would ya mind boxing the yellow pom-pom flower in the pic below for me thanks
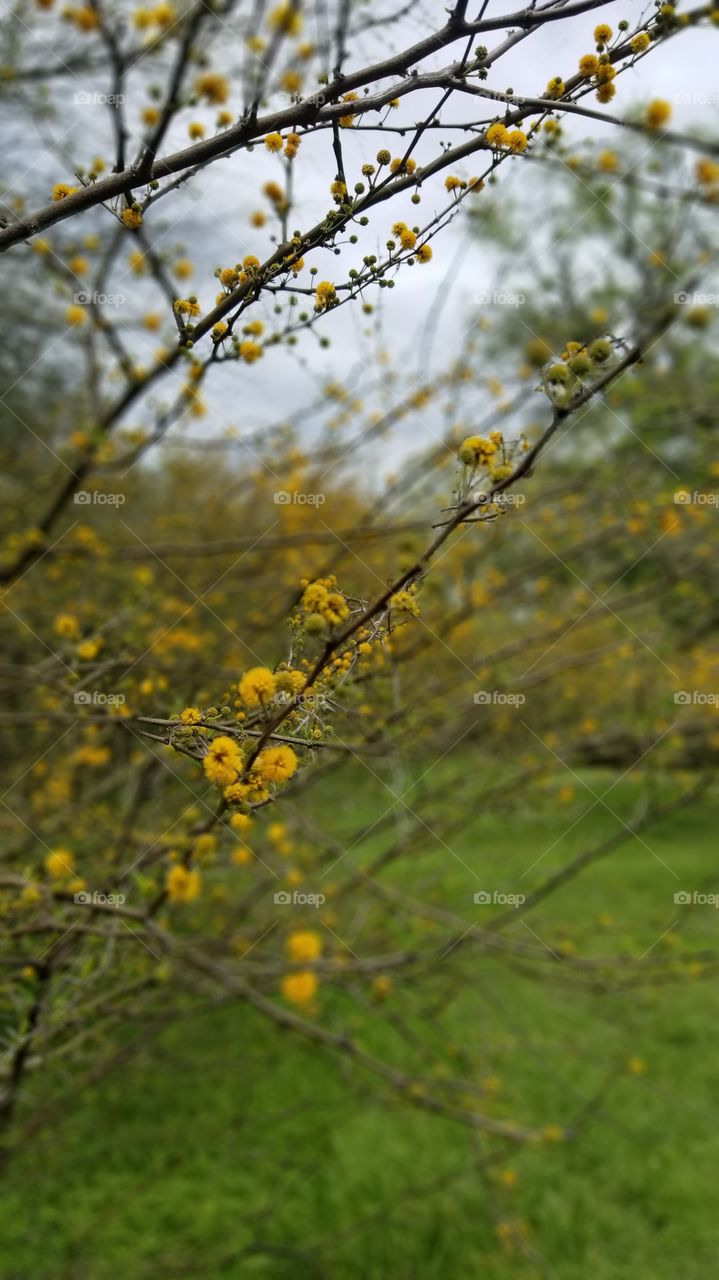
[630,32,651,53]
[578,54,600,76]
[45,849,75,879]
[282,970,318,1004]
[203,735,243,787]
[166,864,202,904]
[645,98,671,129]
[286,929,322,962]
[253,745,298,783]
[239,666,276,707]
[486,122,509,148]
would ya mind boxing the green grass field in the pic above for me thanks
[2,773,718,1279]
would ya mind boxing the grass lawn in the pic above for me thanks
[2,772,718,1279]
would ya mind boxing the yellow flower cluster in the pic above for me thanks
[174,297,201,317]
[45,848,75,879]
[195,72,229,105]
[594,61,617,104]
[133,3,176,30]
[282,970,318,1004]
[73,745,110,768]
[166,863,201,903]
[203,735,243,787]
[262,180,287,212]
[239,666,276,707]
[314,281,336,311]
[121,207,143,229]
[55,613,80,638]
[630,32,651,53]
[51,182,78,202]
[485,123,528,153]
[282,69,303,93]
[240,340,263,363]
[597,150,618,173]
[540,337,614,403]
[252,744,298,783]
[179,706,202,724]
[269,2,302,36]
[216,257,256,293]
[389,155,417,174]
[696,158,719,191]
[338,92,359,128]
[392,221,417,250]
[287,929,322,961]
[578,54,600,77]
[218,741,299,810]
[275,668,307,697]
[63,5,99,31]
[645,98,671,129]
[457,430,503,467]
[301,577,349,625]
[389,587,420,618]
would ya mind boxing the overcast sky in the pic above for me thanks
[4,0,718,475]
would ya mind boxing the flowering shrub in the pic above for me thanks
[0,2,718,1266]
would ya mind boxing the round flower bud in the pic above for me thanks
[589,338,612,363]
[567,352,593,375]
[304,612,327,635]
